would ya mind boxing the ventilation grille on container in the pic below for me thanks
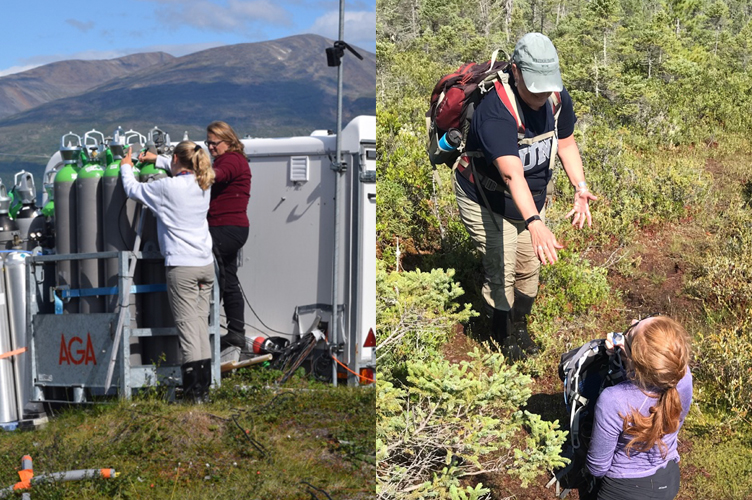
[289,156,309,182]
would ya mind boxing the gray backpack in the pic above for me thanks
[547,338,626,498]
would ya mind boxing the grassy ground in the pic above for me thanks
[435,140,752,499]
[0,369,375,499]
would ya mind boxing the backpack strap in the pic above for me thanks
[494,77,563,147]
[548,91,562,161]
[550,91,562,123]
[454,156,502,232]
[470,160,502,232]
[487,49,500,73]
[456,155,501,191]
[493,75,525,140]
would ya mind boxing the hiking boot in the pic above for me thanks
[492,308,527,362]
[512,321,540,355]
[512,292,540,356]
[501,336,525,361]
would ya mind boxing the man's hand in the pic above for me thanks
[528,219,564,265]
[566,189,598,229]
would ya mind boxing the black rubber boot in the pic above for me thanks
[220,329,247,351]
[196,359,212,404]
[491,308,525,361]
[511,291,540,356]
[180,360,202,402]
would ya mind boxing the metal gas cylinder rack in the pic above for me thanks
[25,250,220,402]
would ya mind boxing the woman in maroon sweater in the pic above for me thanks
[205,121,251,351]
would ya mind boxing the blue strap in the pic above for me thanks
[53,284,168,314]
[58,284,167,299]
[54,291,64,315]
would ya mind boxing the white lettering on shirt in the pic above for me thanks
[519,137,553,171]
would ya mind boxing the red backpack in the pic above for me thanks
[426,50,561,168]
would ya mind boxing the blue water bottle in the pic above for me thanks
[438,128,462,152]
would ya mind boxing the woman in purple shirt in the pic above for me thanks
[586,315,693,500]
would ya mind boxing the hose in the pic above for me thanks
[0,455,117,498]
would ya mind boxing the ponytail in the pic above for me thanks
[172,141,215,191]
[621,373,684,457]
[619,316,690,457]
[192,149,214,191]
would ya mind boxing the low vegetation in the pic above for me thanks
[0,369,375,499]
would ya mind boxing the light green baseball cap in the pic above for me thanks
[512,32,563,93]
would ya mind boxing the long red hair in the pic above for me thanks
[620,316,691,457]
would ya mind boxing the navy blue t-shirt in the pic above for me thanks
[456,81,576,221]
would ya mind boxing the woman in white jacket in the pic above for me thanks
[120,142,215,402]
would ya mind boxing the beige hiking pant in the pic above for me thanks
[166,264,215,363]
[453,174,544,311]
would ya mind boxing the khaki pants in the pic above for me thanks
[166,264,215,363]
[453,174,543,311]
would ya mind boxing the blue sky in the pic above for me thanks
[0,0,375,77]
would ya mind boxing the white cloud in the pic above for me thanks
[133,0,373,45]
[154,0,292,33]
[228,0,291,24]
[308,10,375,48]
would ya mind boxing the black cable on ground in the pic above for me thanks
[300,481,333,500]
[230,411,267,459]
[260,391,296,409]
[227,391,297,460]
[230,409,269,458]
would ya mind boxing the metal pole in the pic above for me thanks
[331,0,346,387]
[5,255,24,420]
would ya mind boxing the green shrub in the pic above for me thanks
[536,249,612,322]
[549,128,711,248]
[376,263,477,375]
[513,411,570,488]
[684,206,752,312]
[693,313,752,418]
[376,349,568,499]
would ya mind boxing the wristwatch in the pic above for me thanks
[577,181,588,191]
[524,214,541,229]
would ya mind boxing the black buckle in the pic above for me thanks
[482,177,498,191]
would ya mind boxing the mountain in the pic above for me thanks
[0,35,375,190]
[0,52,176,119]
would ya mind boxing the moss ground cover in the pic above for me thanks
[0,369,375,499]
